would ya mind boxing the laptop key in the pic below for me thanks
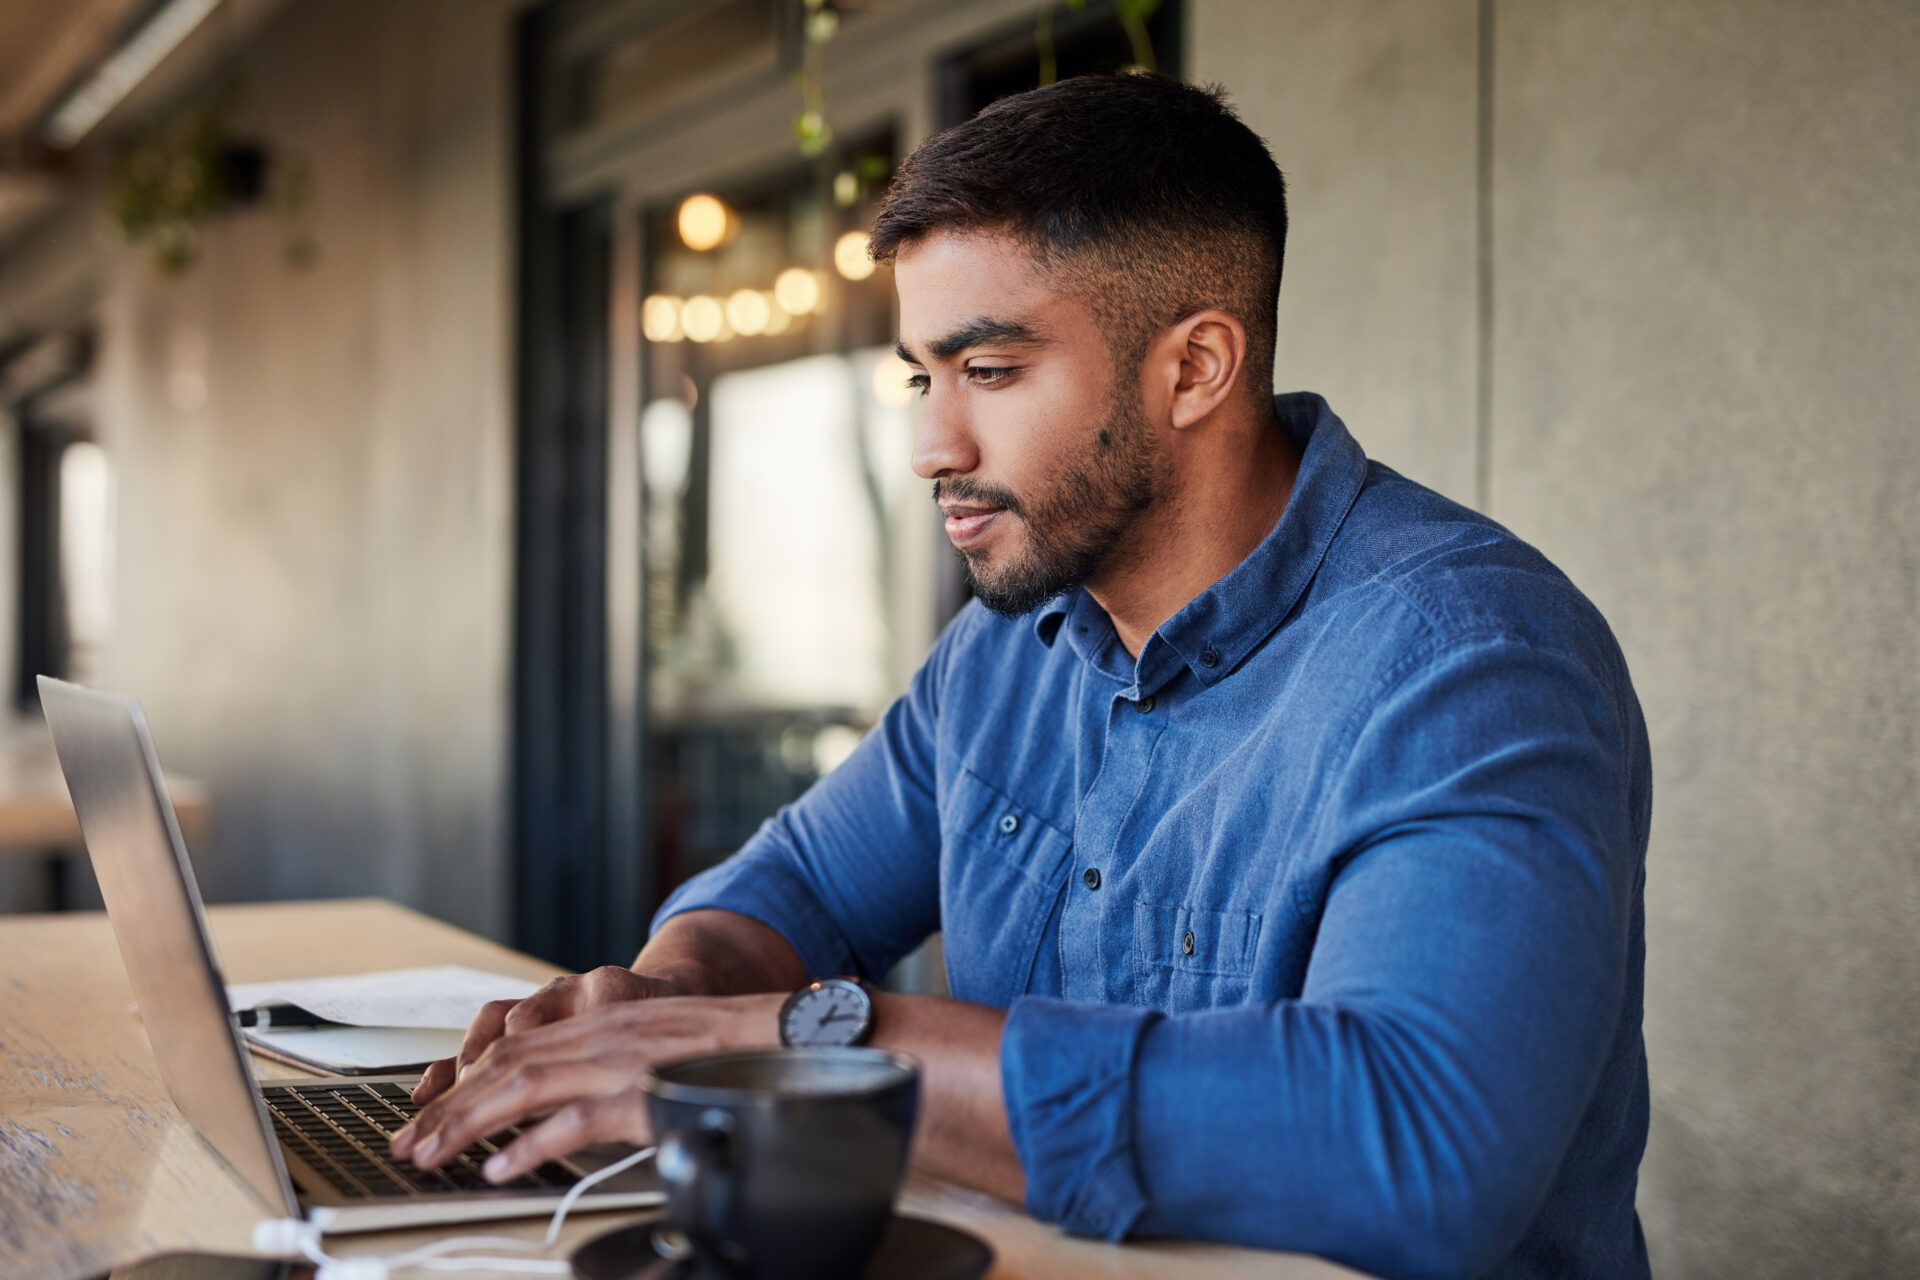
[263,1082,595,1201]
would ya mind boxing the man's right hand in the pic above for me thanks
[411,966,678,1104]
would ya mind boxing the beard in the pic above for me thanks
[935,386,1160,619]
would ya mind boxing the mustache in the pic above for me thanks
[933,476,1025,518]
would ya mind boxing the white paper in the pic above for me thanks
[243,1025,469,1072]
[226,964,541,1030]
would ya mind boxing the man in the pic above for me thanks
[393,74,1650,1279]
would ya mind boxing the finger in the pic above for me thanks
[405,1054,643,1170]
[501,975,588,1036]
[582,965,645,1005]
[482,1092,652,1184]
[402,1001,661,1156]
[453,998,520,1078]
[399,1059,457,1134]
[555,965,673,1018]
[492,990,729,1059]
[394,1059,460,1156]
[486,995,666,1056]
[404,990,780,1169]
[400,984,696,1156]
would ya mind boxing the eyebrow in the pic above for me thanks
[896,317,1050,365]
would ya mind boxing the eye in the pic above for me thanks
[906,372,930,396]
[964,365,1018,386]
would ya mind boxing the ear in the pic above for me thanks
[1150,309,1248,431]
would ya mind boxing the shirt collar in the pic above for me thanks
[1033,392,1368,695]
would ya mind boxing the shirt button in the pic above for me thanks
[1200,646,1220,669]
[998,813,1020,835]
[1133,696,1155,714]
[1182,931,1195,955]
[1082,867,1101,890]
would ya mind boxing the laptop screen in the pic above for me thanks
[39,677,297,1217]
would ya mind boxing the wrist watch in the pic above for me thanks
[778,977,875,1047]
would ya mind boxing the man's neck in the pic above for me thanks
[1087,403,1300,659]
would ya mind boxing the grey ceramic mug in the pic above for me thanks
[641,1047,920,1280]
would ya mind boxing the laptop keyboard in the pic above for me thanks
[261,1080,581,1200]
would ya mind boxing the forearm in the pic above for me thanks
[869,993,1024,1204]
[641,918,1020,1198]
[635,908,809,997]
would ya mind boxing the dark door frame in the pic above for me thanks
[511,3,627,969]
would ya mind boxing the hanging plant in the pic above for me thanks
[793,0,840,157]
[794,0,1164,162]
[109,91,317,278]
[1114,0,1163,72]
[1037,0,1164,86]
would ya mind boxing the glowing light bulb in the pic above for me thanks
[681,295,727,342]
[834,230,875,281]
[642,294,684,343]
[726,288,772,336]
[773,267,822,315]
[677,194,732,251]
[763,297,793,334]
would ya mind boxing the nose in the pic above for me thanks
[911,386,978,480]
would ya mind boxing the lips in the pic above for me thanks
[941,504,1004,549]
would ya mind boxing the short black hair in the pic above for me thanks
[871,73,1288,405]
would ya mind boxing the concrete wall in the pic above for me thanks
[1194,0,1482,507]
[1196,1,1920,1275]
[76,0,518,936]
[1493,2,1920,1273]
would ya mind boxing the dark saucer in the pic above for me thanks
[571,1212,994,1280]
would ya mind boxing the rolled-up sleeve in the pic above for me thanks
[997,634,1646,1280]
[1001,998,1160,1239]
[651,614,965,980]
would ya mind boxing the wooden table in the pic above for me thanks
[0,731,213,908]
[0,899,1366,1280]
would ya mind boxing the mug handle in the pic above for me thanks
[655,1108,748,1275]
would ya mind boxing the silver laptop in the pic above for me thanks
[38,676,661,1233]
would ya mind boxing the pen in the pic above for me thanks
[235,1003,337,1029]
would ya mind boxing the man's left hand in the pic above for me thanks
[389,992,784,1182]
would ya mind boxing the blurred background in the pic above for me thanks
[0,0,1913,1274]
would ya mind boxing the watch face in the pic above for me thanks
[781,980,871,1047]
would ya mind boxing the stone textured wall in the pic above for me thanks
[88,0,518,936]
[1196,1,1920,1274]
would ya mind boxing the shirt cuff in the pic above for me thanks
[1000,996,1160,1240]
[652,853,855,979]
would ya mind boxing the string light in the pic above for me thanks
[646,270,825,346]
[833,230,875,281]
[726,289,772,336]
[773,267,823,315]
[647,286,796,345]
[681,295,728,343]
[642,295,684,343]
[677,194,733,251]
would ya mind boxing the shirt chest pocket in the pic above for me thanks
[1133,900,1263,1010]
[938,766,1073,1007]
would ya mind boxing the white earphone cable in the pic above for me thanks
[252,1145,655,1280]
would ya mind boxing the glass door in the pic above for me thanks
[635,132,930,904]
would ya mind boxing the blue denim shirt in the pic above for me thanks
[657,393,1651,1280]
